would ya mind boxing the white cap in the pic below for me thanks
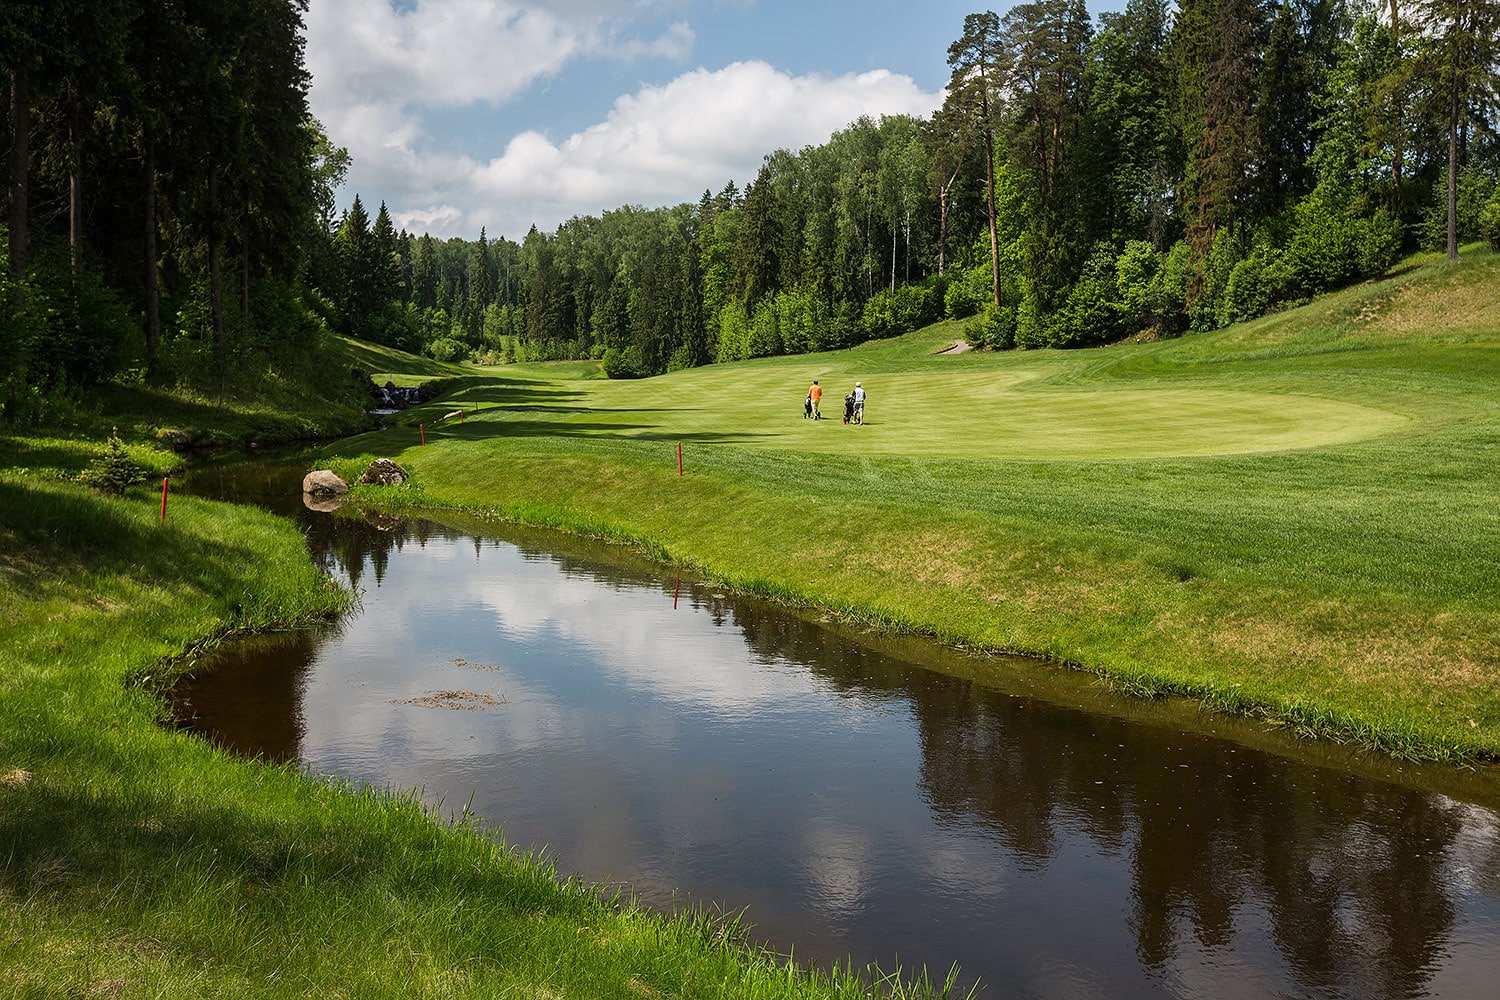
[855,381,861,386]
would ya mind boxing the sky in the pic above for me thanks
[304,1,1117,241]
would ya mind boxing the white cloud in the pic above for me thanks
[387,61,940,238]
[305,2,942,239]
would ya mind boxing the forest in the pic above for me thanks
[4,0,1500,402]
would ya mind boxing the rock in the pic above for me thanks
[302,469,348,497]
[357,458,409,486]
[302,492,343,513]
[156,428,195,450]
[363,510,404,531]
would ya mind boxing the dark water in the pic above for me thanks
[176,463,1500,999]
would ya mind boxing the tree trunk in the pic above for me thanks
[983,124,1001,309]
[8,68,30,280]
[1389,0,1404,202]
[68,87,83,274]
[1447,48,1459,262]
[208,163,224,356]
[240,207,250,328]
[890,218,897,293]
[144,135,160,357]
[937,160,961,276]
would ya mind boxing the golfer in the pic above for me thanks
[852,381,865,424]
[809,380,823,419]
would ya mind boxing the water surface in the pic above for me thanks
[176,465,1500,999]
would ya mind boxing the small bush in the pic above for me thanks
[425,337,469,364]
[602,345,648,379]
[1480,189,1500,250]
[944,279,982,320]
[78,428,149,495]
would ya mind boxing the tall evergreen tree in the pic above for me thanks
[947,11,1009,308]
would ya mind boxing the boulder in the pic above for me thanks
[302,469,348,497]
[302,492,344,513]
[357,458,409,486]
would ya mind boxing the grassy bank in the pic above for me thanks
[326,249,1500,762]
[0,469,970,996]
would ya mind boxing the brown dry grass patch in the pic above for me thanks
[393,690,506,710]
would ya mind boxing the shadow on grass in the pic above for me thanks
[0,749,594,940]
[0,436,97,474]
[0,478,288,603]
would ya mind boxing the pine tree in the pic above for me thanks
[947,11,1009,308]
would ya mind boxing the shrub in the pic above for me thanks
[602,344,648,379]
[963,301,1015,349]
[748,299,783,357]
[78,428,148,495]
[1480,189,1500,250]
[1047,246,1120,347]
[1114,241,1160,334]
[861,280,942,341]
[425,337,469,364]
[944,279,982,320]
[714,300,752,363]
[1419,168,1495,250]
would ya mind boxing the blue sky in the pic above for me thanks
[306,1,1120,240]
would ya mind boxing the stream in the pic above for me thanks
[175,462,1500,999]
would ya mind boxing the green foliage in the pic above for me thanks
[861,279,945,341]
[944,278,982,320]
[1047,245,1122,347]
[425,336,470,364]
[1420,169,1497,251]
[77,428,149,495]
[962,300,1016,349]
[602,345,649,379]
[1481,189,1500,250]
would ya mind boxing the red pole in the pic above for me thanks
[677,442,683,477]
[673,576,680,609]
[160,476,169,522]
[420,423,426,445]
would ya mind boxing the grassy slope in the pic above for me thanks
[328,249,1500,761]
[0,356,960,997]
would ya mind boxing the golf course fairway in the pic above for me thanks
[329,248,1500,762]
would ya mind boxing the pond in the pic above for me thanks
[176,463,1500,999]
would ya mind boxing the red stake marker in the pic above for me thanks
[673,576,680,609]
[677,441,683,477]
[420,423,426,445]
[160,476,169,523]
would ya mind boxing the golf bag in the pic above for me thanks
[843,393,855,424]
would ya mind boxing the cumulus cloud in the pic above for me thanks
[305,1,942,239]
[458,62,942,234]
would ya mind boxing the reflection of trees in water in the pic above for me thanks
[304,513,466,591]
[175,631,322,764]
[721,597,1471,999]
[184,475,1486,996]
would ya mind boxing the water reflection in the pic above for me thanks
[176,469,1500,999]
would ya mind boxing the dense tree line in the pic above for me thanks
[2,0,348,423]
[334,0,1500,377]
[7,1,1500,400]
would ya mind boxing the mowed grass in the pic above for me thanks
[336,248,1500,761]
[0,470,967,997]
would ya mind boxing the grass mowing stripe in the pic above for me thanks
[330,249,1500,762]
